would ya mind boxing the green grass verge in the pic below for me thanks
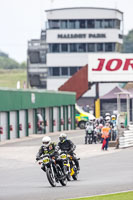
[0,69,27,88]
[66,191,133,200]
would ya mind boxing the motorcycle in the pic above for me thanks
[37,154,67,187]
[60,151,80,181]
[85,129,93,144]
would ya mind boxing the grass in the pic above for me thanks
[66,191,133,200]
[0,69,27,89]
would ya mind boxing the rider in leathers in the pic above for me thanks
[58,133,80,170]
[36,136,62,172]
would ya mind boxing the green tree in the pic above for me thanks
[0,50,26,69]
[122,29,133,53]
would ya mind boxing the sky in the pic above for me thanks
[0,0,133,63]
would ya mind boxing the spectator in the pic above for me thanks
[101,123,111,150]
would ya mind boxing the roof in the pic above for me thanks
[45,7,123,14]
[100,86,131,99]
[123,82,133,90]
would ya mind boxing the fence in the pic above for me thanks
[119,124,133,148]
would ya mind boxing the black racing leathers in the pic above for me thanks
[58,140,80,170]
[36,142,58,159]
[36,142,62,172]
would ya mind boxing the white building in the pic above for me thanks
[28,7,123,94]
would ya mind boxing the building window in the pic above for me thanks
[48,18,121,30]
[53,67,60,76]
[77,43,86,52]
[79,20,86,28]
[97,43,103,52]
[69,20,76,29]
[48,20,60,29]
[70,67,78,75]
[61,67,68,76]
[87,20,95,28]
[70,44,77,52]
[61,44,68,52]
[87,43,95,52]
[51,44,60,52]
[40,50,46,63]
[60,20,68,29]
[105,43,115,52]
[115,19,120,29]
[95,20,104,28]
[119,34,123,39]
[29,51,40,63]
[104,19,114,28]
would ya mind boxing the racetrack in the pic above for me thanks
[0,130,133,200]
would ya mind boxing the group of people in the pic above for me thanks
[85,113,118,150]
[36,133,80,174]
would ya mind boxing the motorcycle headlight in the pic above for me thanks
[60,154,67,160]
[43,157,50,164]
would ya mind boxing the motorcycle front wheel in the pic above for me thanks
[46,168,56,187]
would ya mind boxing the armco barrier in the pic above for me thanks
[119,128,133,148]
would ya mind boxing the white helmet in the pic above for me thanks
[42,136,51,147]
[105,116,111,122]
[105,113,111,117]
[59,133,67,143]
[89,119,93,124]
[111,115,116,120]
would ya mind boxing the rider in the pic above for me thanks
[110,114,117,140]
[85,119,94,143]
[58,133,80,171]
[36,136,60,172]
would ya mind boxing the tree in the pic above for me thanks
[122,29,133,53]
[0,50,26,69]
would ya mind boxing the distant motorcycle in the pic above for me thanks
[37,154,67,187]
[85,129,93,144]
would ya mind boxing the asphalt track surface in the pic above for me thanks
[0,129,133,200]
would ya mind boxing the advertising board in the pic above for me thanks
[88,53,133,82]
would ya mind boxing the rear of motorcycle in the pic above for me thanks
[68,155,80,181]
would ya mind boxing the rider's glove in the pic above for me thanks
[36,157,40,161]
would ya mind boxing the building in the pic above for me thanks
[27,7,123,90]
[0,88,76,142]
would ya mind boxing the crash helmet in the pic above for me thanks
[59,133,67,143]
[105,116,111,122]
[42,136,51,147]
[111,114,116,121]
[89,119,93,124]
[105,113,111,118]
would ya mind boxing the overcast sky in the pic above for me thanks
[0,0,133,63]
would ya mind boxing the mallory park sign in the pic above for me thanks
[88,53,133,82]
[57,33,106,39]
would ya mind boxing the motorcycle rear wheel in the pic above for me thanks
[60,177,67,186]
[72,173,78,180]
